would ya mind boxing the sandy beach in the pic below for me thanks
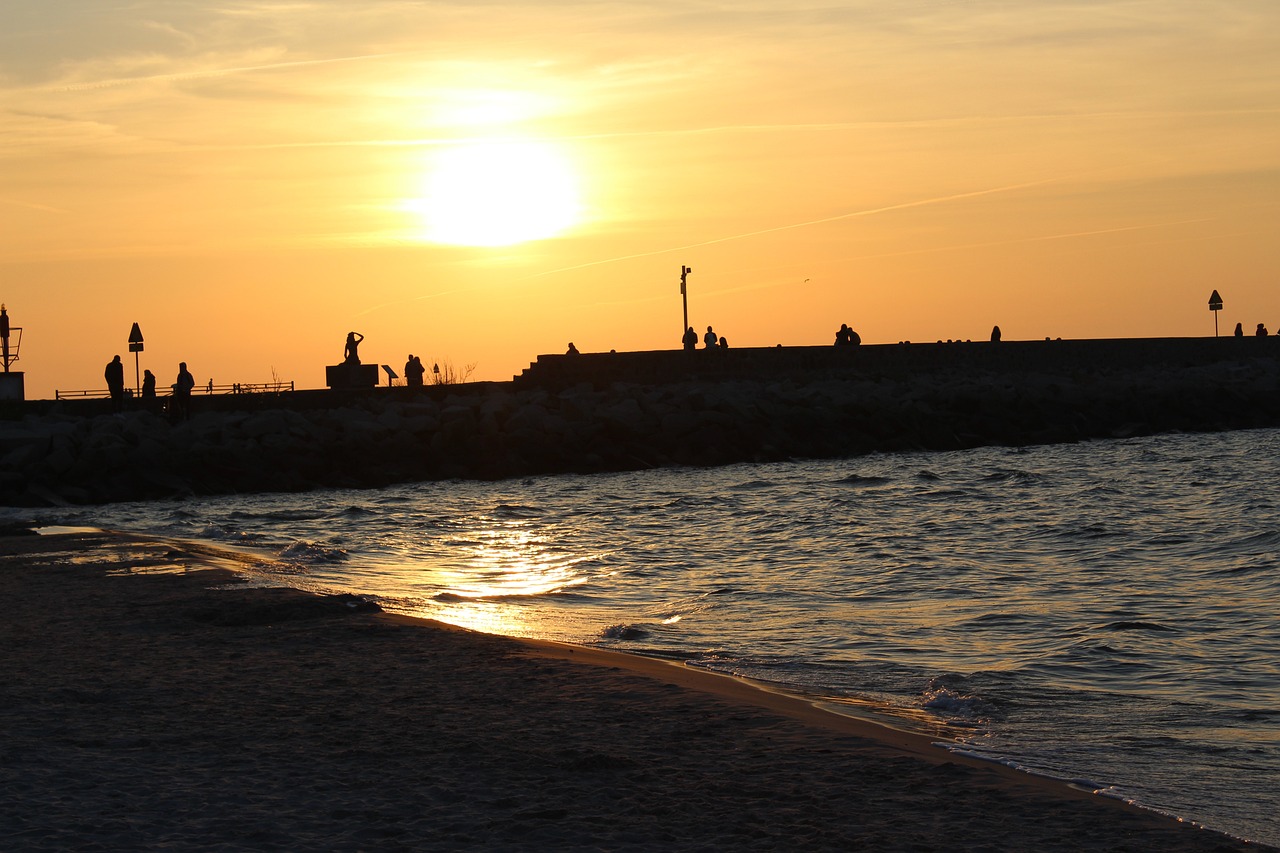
[0,529,1270,852]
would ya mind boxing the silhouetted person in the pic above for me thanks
[704,325,718,349]
[682,326,698,351]
[1234,322,1244,337]
[991,325,1002,342]
[835,324,852,346]
[172,362,195,421]
[718,336,728,349]
[104,355,125,410]
[141,369,156,405]
[848,327,861,345]
[407,355,425,387]
[566,342,580,355]
[344,331,364,365]
[1257,323,1269,337]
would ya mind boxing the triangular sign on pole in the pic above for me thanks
[128,322,144,353]
[1208,290,1223,311]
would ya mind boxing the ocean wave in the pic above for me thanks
[600,624,649,640]
[276,541,350,564]
[730,479,777,491]
[982,469,1046,485]
[836,473,891,486]
[195,524,269,545]
[1101,620,1177,633]
[229,509,330,523]
[921,677,993,720]
[491,503,545,519]
[432,586,581,603]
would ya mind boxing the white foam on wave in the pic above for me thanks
[277,541,350,564]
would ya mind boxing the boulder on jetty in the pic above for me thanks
[2,338,1278,507]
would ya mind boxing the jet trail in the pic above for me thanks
[528,177,1063,280]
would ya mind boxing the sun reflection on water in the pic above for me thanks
[400,518,602,639]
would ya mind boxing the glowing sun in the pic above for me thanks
[414,138,582,246]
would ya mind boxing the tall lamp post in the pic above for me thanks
[680,265,692,339]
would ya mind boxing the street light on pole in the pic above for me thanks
[680,265,692,339]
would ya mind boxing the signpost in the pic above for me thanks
[1208,290,1223,337]
[128,322,144,395]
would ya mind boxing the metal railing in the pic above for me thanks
[55,380,294,400]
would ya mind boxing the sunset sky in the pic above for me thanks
[3,1,1278,399]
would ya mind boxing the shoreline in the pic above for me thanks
[2,528,1271,851]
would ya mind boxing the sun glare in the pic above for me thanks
[413,138,582,247]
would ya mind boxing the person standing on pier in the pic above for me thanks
[172,362,195,421]
[104,355,126,410]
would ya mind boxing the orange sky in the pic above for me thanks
[3,1,1278,399]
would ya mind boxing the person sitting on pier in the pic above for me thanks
[718,336,728,349]
[566,342,580,355]
[1234,322,1244,337]
[704,325,718,348]
[835,324,852,345]
[1257,323,1269,337]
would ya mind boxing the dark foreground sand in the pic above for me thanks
[1,530,1270,852]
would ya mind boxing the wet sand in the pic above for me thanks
[0,529,1270,851]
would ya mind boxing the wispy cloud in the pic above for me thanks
[528,177,1070,279]
[0,197,68,214]
[41,51,404,93]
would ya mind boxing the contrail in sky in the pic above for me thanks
[49,53,402,93]
[583,217,1216,308]
[528,177,1064,280]
[0,197,67,214]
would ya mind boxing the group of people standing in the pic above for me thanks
[104,356,194,420]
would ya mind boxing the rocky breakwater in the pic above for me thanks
[3,356,1279,507]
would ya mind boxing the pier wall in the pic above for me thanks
[2,336,1278,506]
[515,336,1280,388]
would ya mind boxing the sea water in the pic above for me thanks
[12,428,1280,846]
